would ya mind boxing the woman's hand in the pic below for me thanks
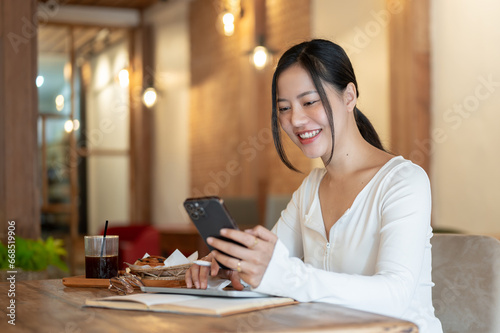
[185,253,217,289]
[208,225,277,288]
[184,252,245,290]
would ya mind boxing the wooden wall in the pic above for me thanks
[0,0,40,240]
[388,0,431,173]
[188,0,312,205]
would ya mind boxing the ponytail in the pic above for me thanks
[354,107,385,151]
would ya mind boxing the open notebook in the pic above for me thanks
[84,292,296,316]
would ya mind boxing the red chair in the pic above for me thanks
[101,225,161,270]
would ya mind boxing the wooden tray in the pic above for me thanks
[62,275,186,288]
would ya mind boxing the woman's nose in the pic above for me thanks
[290,107,308,127]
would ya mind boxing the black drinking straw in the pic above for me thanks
[99,220,109,278]
[100,220,109,258]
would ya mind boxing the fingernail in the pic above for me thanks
[207,237,214,244]
[220,228,227,235]
[195,282,199,289]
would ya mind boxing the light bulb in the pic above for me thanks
[118,69,129,88]
[224,23,235,36]
[64,120,74,133]
[220,12,235,36]
[222,12,234,25]
[143,87,157,108]
[252,46,269,70]
[55,94,64,111]
[36,75,44,87]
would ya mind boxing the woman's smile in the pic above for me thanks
[297,129,322,144]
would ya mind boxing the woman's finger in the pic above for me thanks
[228,271,245,290]
[210,257,220,276]
[219,228,263,249]
[186,263,200,288]
[207,236,253,261]
[218,268,244,290]
[198,265,211,289]
[185,265,193,288]
[245,225,277,244]
[210,249,240,271]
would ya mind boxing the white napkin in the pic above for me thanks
[207,276,232,290]
[164,249,191,266]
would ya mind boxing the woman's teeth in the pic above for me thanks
[299,130,320,139]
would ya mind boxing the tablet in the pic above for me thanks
[140,286,270,298]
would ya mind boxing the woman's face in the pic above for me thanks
[276,64,349,161]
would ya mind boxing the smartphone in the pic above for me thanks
[183,196,243,270]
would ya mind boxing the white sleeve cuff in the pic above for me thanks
[252,238,302,297]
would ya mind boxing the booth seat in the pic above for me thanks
[101,225,160,270]
[431,234,500,333]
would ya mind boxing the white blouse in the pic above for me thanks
[253,156,443,333]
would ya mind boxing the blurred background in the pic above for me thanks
[1,0,499,275]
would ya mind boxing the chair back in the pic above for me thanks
[264,194,292,230]
[102,225,160,270]
[431,234,500,333]
[223,197,260,230]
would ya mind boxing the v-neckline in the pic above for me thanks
[315,156,401,239]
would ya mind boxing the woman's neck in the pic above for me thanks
[321,128,379,178]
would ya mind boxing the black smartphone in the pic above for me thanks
[183,196,242,270]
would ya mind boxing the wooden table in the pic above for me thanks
[0,279,418,333]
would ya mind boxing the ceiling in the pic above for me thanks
[39,25,127,56]
[38,0,160,10]
[37,0,167,56]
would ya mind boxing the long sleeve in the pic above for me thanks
[253,158,442,332]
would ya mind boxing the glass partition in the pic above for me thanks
[38,25,131,272]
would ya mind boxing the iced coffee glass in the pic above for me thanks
[84,235,119,279]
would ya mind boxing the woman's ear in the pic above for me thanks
[344,82,357,112]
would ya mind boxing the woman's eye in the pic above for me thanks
[304,100,319,107]
[278,106,290,112]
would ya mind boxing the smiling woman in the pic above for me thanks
[186,39,443,333]
[272,39,384,172]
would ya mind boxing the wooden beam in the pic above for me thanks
[0,0,40,240]
[68,27,79,275]
[128,25,152,224]
[388,0,431,173]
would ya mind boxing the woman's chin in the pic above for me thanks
[300,148,324,160]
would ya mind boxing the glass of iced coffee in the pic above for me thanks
[84,235,119,279]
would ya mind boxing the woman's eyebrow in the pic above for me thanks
[297,90,318,98]
[277,90,318,102]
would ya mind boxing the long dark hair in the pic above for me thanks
[271,39,384,172]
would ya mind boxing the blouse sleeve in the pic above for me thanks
[253,163,432,318]
[268,168,325,259]
[270,189,304,259]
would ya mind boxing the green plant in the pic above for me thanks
[0,236,68,272]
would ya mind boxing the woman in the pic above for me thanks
[185,39,443,332]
